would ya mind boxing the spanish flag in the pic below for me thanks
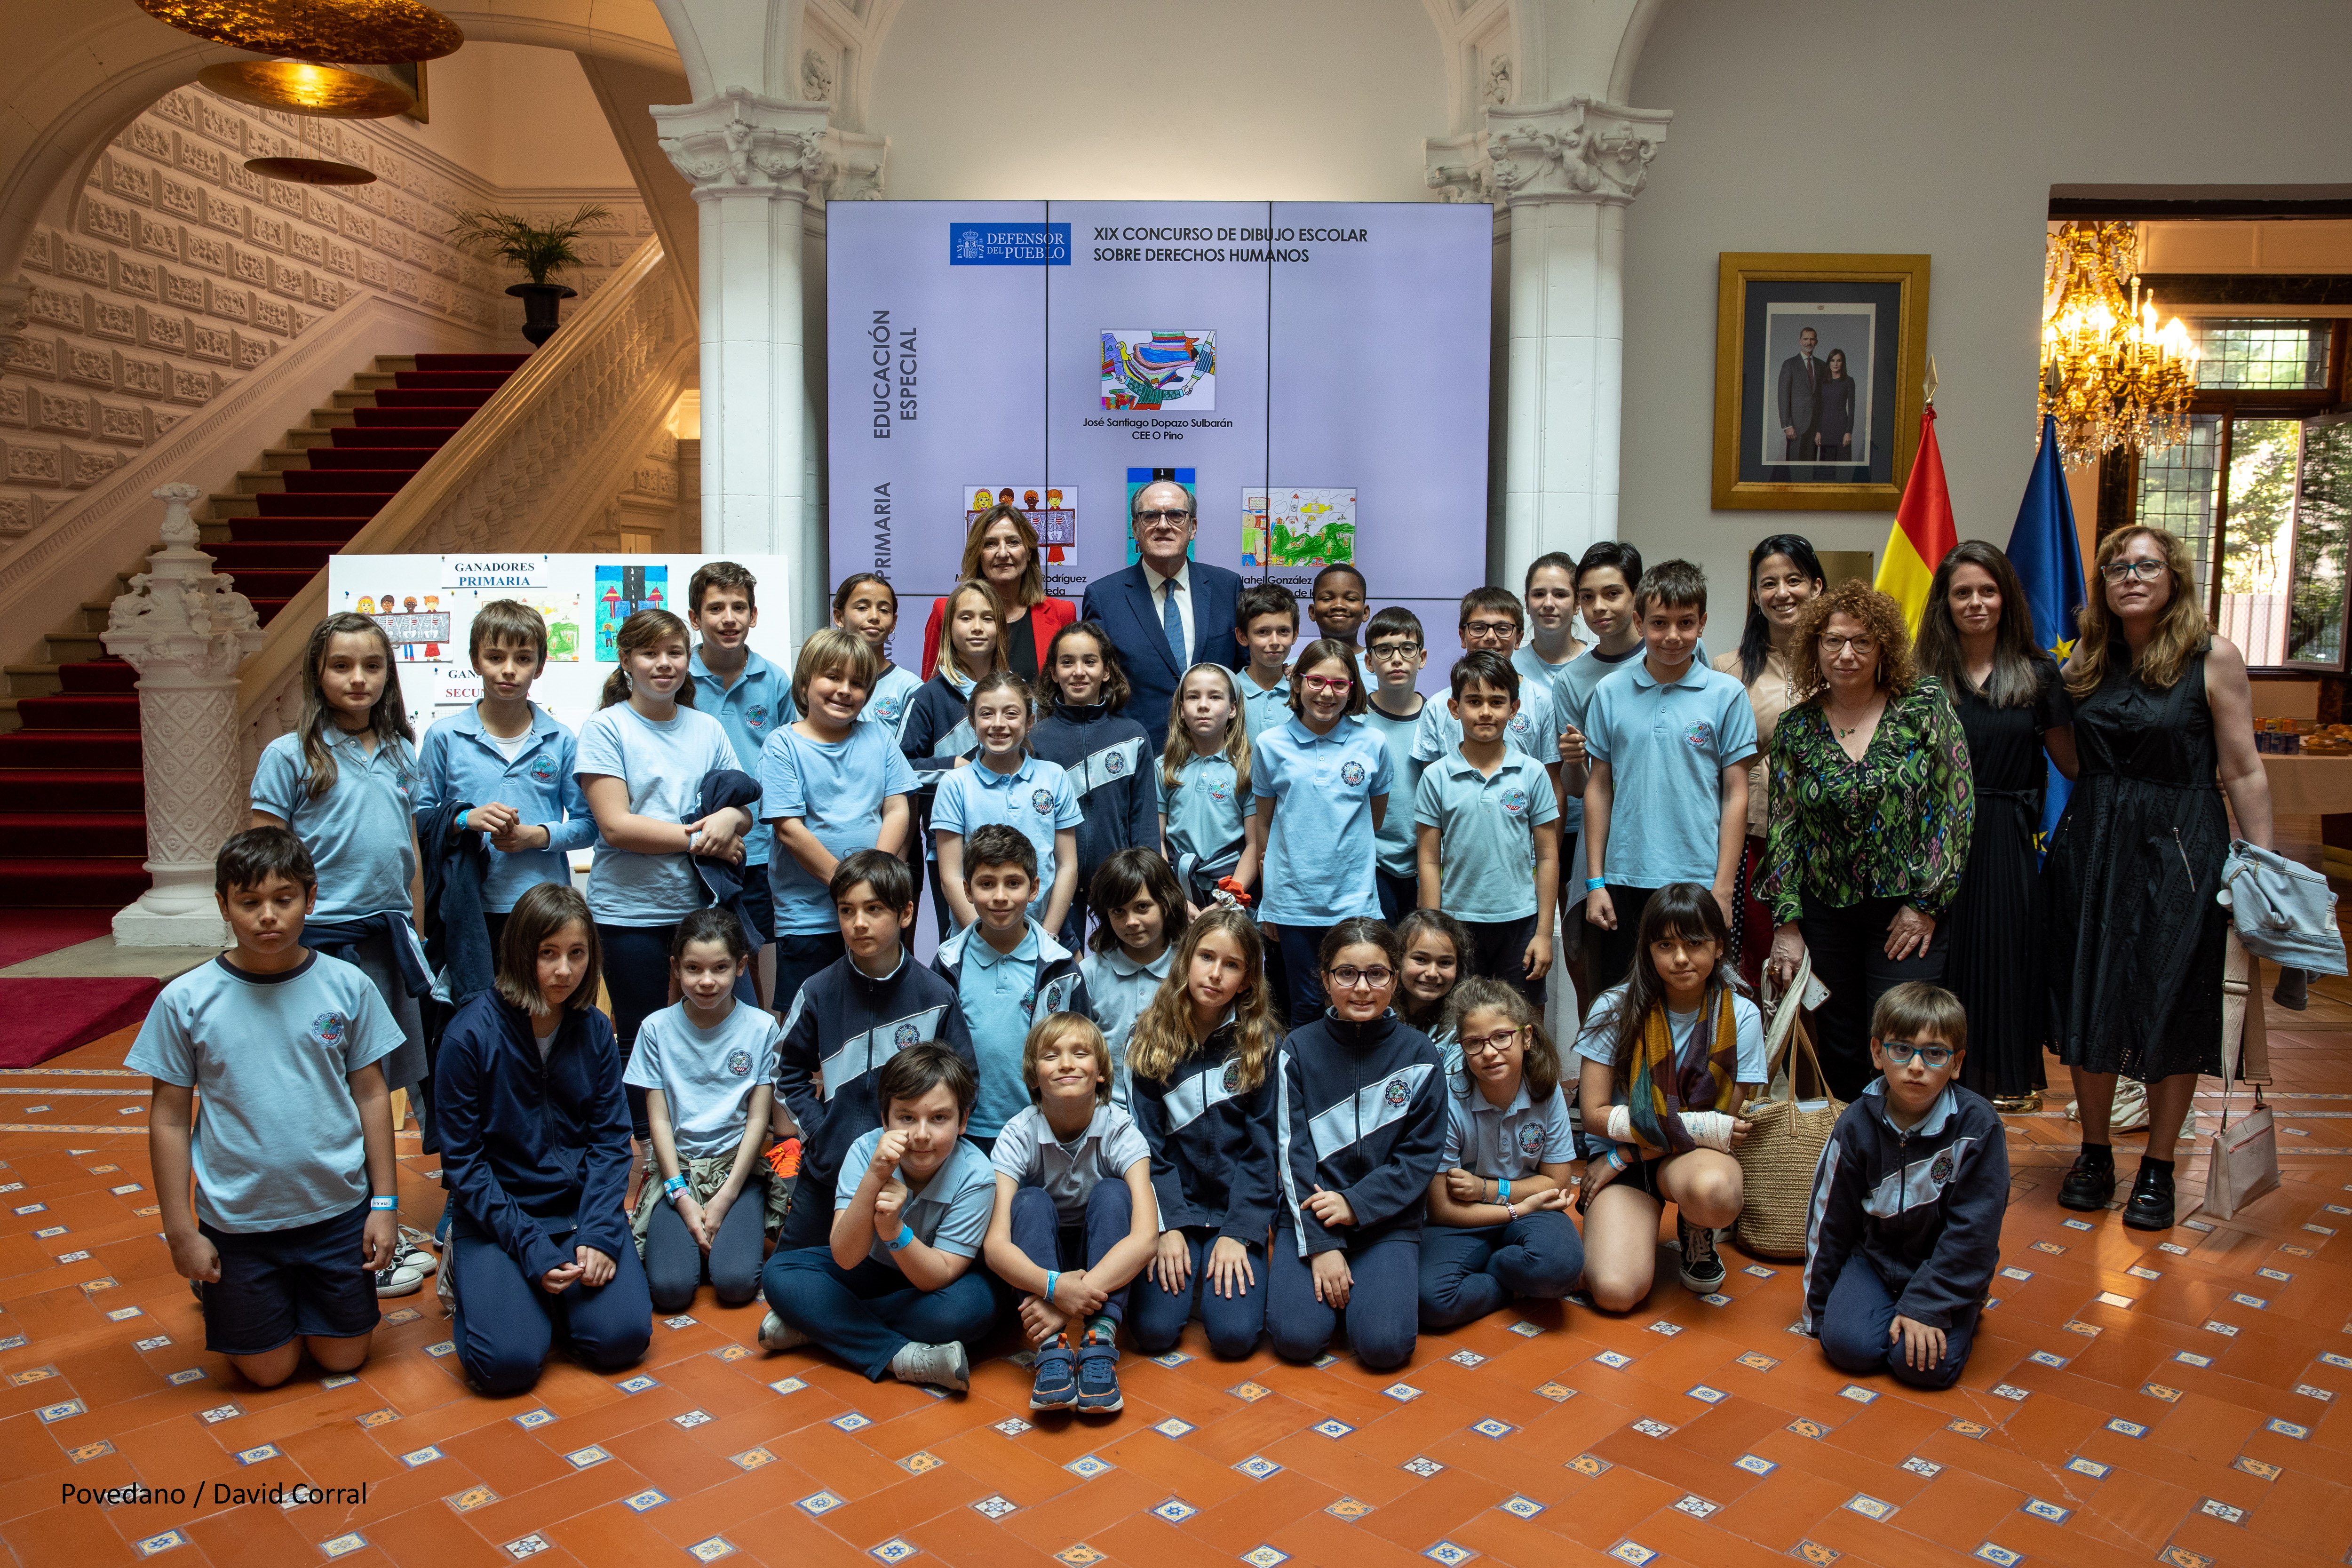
[1874,404,1956,632]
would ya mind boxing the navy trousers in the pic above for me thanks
[1818,1254,1976,1390]
[1273,923,1334,1026]
[447,1230,652,1397]
[763,1245,1000,1380]
[1009,1181,1134,1324]
[1416,1212,1584,1329]
[1127,1227,1265,1359]
[598,921,756,1139]
[1267,1229,1419,1370]
[643,1181,768,1313]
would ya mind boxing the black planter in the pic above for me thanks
[506,282,576,347]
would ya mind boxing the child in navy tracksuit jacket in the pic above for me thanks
[1125,908,1280,1360]
[1271,918,1447,1371]
[1801,982,2007,1391]
[1028,622,1156,948]
[767,852,973,1257]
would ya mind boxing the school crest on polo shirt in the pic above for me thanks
[1031,788,1056,815]
[1340,760,1367,787]
[873,698,905,724]
[1383,1076,1410,1108]
[726,1048,753,1077]
[528,755,557,784]
[1500,787,1529,817]
[1518,1123,1543,1156]
[311,1012,349,1048]
[1683,722,1715,750]
[747,705,770,729]
[1509,714,1534,739]
[1207,780,1231,804]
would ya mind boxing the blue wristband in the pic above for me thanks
[663,1174,688,1198]
[1586,877,1607,892]
[1498,1178,1511,1202]
[885,1226,914,1252]
[368,1196,397,1211]
[1044,1269,1059,1303]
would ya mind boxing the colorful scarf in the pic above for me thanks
[1624,984,1740,1156]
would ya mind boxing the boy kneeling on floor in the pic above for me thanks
[1801,981,2007,1390]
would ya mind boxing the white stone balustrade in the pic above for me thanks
[103,481,267,947]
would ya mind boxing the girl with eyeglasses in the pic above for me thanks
[1246,640,1394,1024]
[1269,918,1446,1370]
[2042,525,2273,1233]
[1573,883,1766,1309]
[1415,979,1581,1330]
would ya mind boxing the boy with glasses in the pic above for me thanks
[1410,588,1564,800]
[1360,606,1429,923]
[1799,982,2006,1391]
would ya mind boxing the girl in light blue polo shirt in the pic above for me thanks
[575,608,756,1143]
[250,612,430,1149]
[1247,638,1393,1025]
[1156,662,1255,913]
[932,670,1084,933]
[835,573,922,742]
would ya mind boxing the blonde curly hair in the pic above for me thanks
[1787,578,1916,703]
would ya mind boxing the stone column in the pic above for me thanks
[652,88,886,644]
[103,483,267,947]
[1428,96,1670,586]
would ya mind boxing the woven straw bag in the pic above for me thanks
[1733,956,1846,1259]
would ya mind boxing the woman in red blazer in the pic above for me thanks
[919,503,1076,682]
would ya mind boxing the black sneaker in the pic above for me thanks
[1677,1217,1726,1294]
[2122,1162,2175,1232]
[2273,967,2310,1011]
[2057,1152,2115,1211]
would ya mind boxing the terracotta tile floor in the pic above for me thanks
[3,978,2349,1568]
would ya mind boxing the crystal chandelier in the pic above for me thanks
[2038,221,2199,468]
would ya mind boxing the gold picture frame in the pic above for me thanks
[1711,251,1931,510]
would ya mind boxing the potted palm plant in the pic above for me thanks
[447,203,612,346]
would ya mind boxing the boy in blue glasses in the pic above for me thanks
[1798,982,2005,1391]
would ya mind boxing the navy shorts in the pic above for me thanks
[738,875,778,945]
[198,1197,380,1356]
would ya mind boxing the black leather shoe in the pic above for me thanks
[2057,1154,2115,1211]
[2122,1162,2176,1231]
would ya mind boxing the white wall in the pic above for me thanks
[1621,0,2352,606]
[869,0,1449,200]
[396,43,636,191]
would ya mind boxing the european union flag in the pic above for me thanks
[2006,413,2087,854]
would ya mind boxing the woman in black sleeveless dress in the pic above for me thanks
[1917,542,2074,1110]
[2042,526,2273,1230]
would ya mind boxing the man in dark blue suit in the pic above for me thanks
[1080,475,1246,756]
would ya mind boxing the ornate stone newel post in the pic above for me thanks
[1427,96,1670,585]
[103,482,267,947]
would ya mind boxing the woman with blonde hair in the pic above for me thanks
[2044,525,2272,1231]
[919,503,1076,683]
[1757,579,1973,1101]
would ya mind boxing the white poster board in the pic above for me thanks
[323,553,797,741]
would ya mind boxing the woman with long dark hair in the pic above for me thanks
[918,503,1077,683]
[1713,535,1825,985]
[2043,525,2272,1230]
[1916,542,2075,1110]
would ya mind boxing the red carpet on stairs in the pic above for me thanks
[0,351,530,912]
[0,979,161,1068]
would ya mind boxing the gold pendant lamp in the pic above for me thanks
[137,0,462,64]
[197,59,416,119]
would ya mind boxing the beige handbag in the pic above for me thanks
[2201,933,2280,1220]
[1733,955,1847,1259]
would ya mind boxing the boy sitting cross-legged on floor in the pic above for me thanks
[1801,981,2007,1391]
[135,827,404,1389]
[760,1043,1000,1390]
[982,1013,1159,1414]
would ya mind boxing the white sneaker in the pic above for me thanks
[758,1311,810,1352]
[395,1227,438,1276]
[373,1255,429,1298]
[890,1340,969,1391]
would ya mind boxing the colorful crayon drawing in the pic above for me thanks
[1101,329,1216,411]
[594,565,671,661]
[1242,488,1356,569]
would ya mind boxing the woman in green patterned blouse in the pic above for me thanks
[1756,581,1974,1101]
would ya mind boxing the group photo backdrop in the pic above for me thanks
[327,553,799,740]
[828,201,1492,694]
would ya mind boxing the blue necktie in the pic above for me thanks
[1162,579,1185,668]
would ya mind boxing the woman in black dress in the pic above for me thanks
[1815,349,1857,464]
[2043,525,2273,1231]
[1917,542,2075,1110]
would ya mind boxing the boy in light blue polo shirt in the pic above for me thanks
[1235,583,1300,744]
[686,561,796,942]
[1415,652,1561,1009]
[416,599,600,926]
[931,746,1085,933]
[1581,559,1755,990]
[931,826,1089,1141]
[1411,588,1563,796]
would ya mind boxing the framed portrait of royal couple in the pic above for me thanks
[1710,252,1931,510]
